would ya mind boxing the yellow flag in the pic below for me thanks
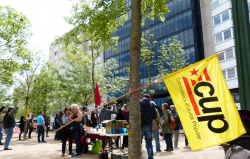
[25,104,29,120]
[163,54,246,150]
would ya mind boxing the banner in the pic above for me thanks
[163,54,246,150]
[25,104,29,120]
[95,83,101,106]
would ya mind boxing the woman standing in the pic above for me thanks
[61,107,73,156]
[161,103,173,152]
[45,118,50,137]
[91,110,97,128]
[19,116,25,140]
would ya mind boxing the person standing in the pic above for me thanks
[3,103,22,150]
[82,107,91,127]
[19,116,25,140]
[61,107,73,156]
[67,104,83,158]
[151,101,161,152]
[91,110,97,128]
[161,103,173,152]
[121,104,129,121]
[45,118,50,137]
[140,94,157,159]
[99,104,117,123]
[37,111,47,143]
[28,115,34,139]
[115,108,125,148]
[0,111,3,145]
[170,105,180,148]
[54,113,60,140]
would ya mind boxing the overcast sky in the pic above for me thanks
[2,0,75,60]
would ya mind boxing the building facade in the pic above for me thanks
[104,0,205,106]
[199,0,250,109]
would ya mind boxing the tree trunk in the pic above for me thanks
[128,0,141,158]
[24,98,29,140]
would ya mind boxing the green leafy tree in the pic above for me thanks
[56,0,169,157]
[0,6,32,85]
[141,32,188,100]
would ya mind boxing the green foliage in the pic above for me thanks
[0,6,32,85]
[140,32,188,98]
[54,44,128,109]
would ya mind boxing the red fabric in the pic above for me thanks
[67,133,107,146]
[95,83,101,106]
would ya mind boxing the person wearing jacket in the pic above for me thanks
[151,101,161,152]
[91,110,97,128]
[45,118,50,137]
[161,103,173,152]
[140,94,157,159]
[170,105,180,147]
[28,115,34,139]
[54,113,60,140]
[82,107,92,127]
[3,103,22,150]
[115,108,126,148]
[61,107,73,156]
[0,111,3,145]
[99,104,117,123]
[19,116,25,140]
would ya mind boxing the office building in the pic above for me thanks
[104,0,204,106]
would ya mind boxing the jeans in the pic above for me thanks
[141,126,153,159]
[4,127,14,148]
[28,127,33,138]
[0,128,3,143]
[62,126,72,154]
[74,125,82,155]
[37,125,45,142]
[54,129,59,140]
[152,129,161,151]
[164,133,173,150]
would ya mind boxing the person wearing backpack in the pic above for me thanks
[161,103,173,152]
[170,105,180,148]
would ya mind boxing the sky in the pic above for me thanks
[2,0,76,60]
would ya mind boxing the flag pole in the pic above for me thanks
[55,52,224,132]
[55,77,164,132]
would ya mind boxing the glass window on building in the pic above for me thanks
[218,53,225,61]
[227,68,236,79]
[215,32,223,43]
[226,48,234,59]
[222,10,230,22]
[183,12,188,28]
[224,29,232,40]
[211,0,228,9]
[213,14,221,25]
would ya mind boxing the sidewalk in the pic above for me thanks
[0,132,225,159]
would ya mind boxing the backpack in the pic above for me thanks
[167,112,176,129]
[172,112,180,125]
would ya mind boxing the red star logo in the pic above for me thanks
[190,68,199,76]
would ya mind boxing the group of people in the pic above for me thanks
[140,93,188,159]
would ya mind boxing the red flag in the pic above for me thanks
[95,83,101,106]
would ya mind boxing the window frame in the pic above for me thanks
[213,9,231,26]
[215,28,233,44]
[217,47,235,62]
[222,67,237,80]
[211,0,228,9]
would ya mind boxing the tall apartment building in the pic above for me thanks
[104,0,204,106]
[200,0,250,109]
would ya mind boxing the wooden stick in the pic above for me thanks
[55,52,224,132]
[55,77,164,132]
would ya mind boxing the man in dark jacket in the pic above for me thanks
[140,94,157,159]
[54,113,60,140]
[3,103,22,150]
[99,104,117,123]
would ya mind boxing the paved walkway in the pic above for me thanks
[0,132,225,159]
